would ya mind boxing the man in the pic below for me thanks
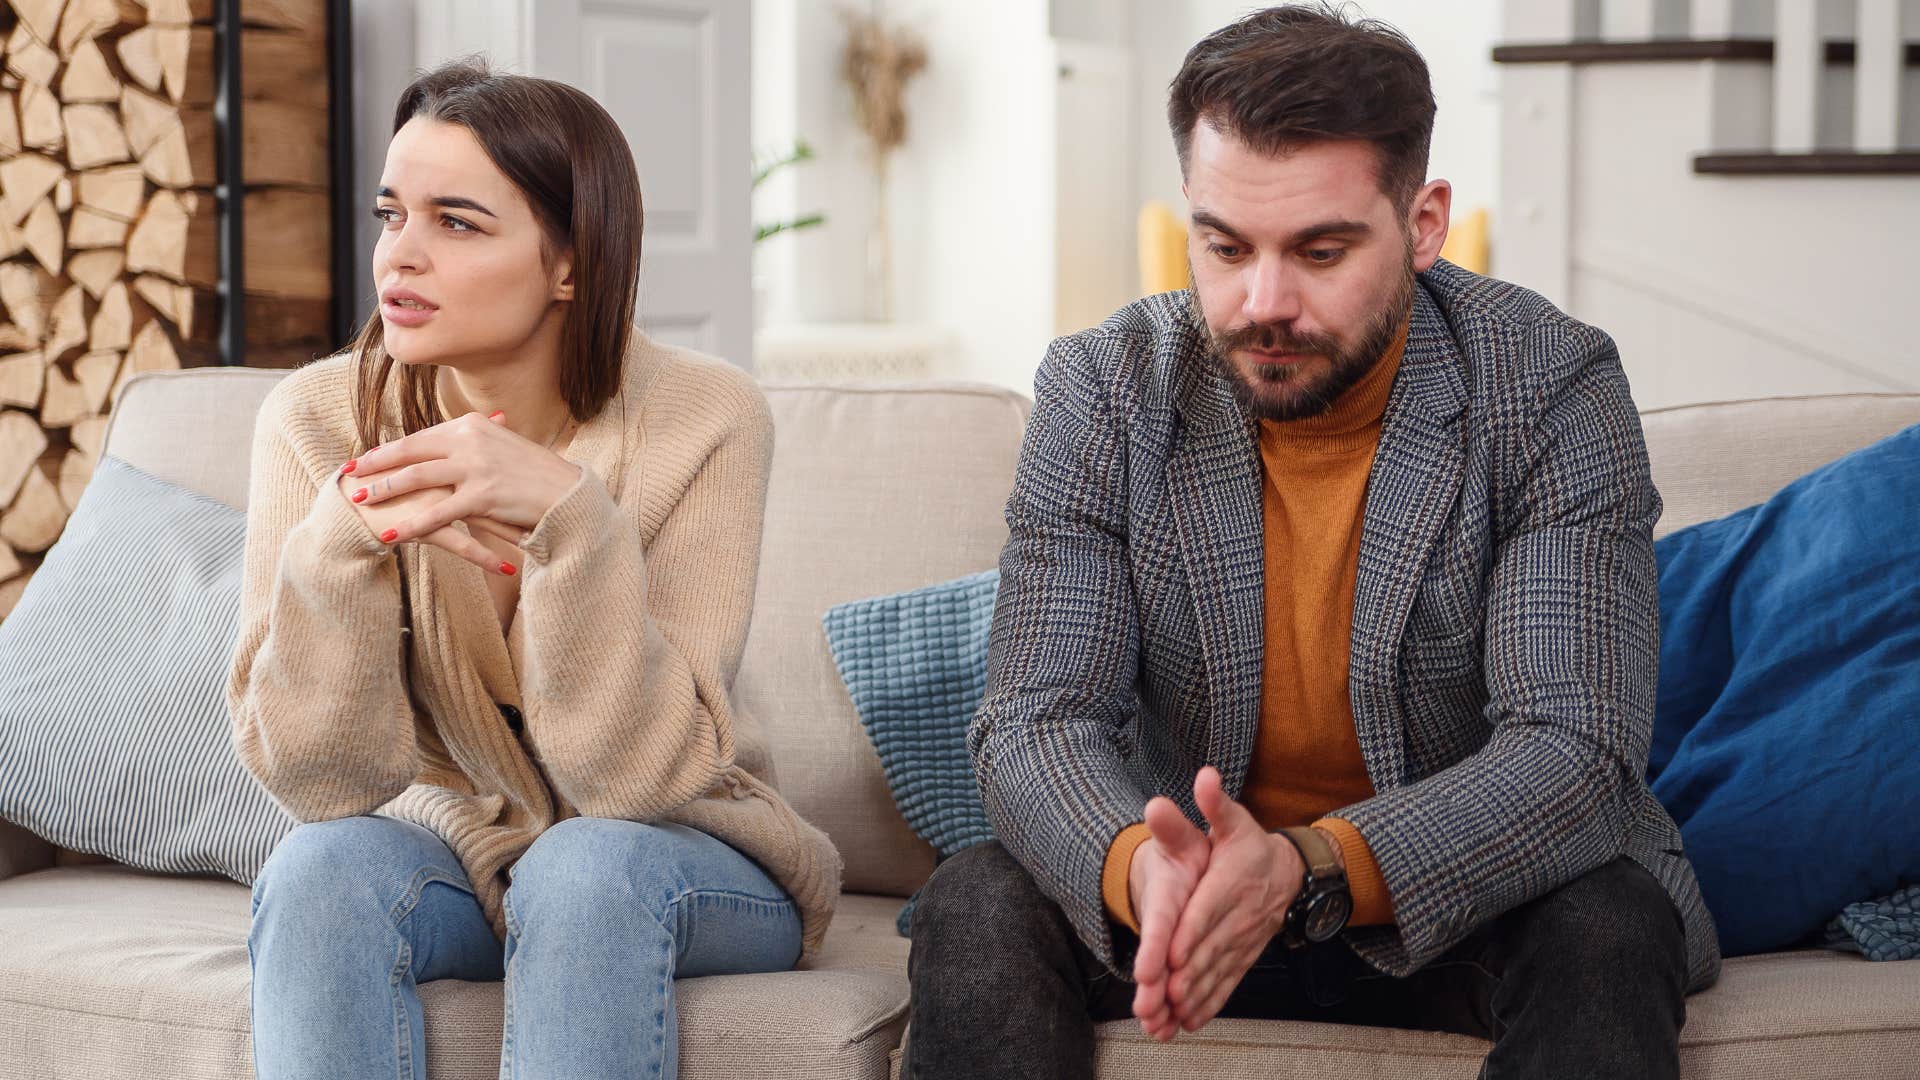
[904,5,1721,1079]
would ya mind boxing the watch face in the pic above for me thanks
[1304,891,1353,941]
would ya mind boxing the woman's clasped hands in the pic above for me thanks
[335,409,581,575]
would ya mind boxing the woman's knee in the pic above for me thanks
[508,818,688,920]
[254,816,461,921]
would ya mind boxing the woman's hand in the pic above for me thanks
[336,410,581,575]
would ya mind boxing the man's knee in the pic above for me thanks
[1513,857,1686,981]
[910,841,1071,956]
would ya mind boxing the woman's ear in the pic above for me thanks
[551,254,576,302]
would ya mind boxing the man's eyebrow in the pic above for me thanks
[1291,219,1372,244]
[1189,210,1373,247]
[1188,209,1245,241]
[376,186,498,218]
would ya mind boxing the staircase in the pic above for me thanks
[1494,0,1918,409]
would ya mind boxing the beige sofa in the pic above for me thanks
[2,368,1917,1079]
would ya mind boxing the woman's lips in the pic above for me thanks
[381,299,437,328]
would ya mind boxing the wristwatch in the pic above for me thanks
[1276,826,1353,947]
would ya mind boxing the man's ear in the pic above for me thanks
[551,254,576,302]
[1407,179,1452,273]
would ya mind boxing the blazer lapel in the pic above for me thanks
[1348,283,1469,792]
[1166,358,1265,797]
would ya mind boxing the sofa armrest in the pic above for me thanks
[0,819,54,881]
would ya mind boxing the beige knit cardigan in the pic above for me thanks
[225,332,841,957]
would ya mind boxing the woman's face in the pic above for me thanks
[372,118,574,369]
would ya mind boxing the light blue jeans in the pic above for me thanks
[248,814,802,1079]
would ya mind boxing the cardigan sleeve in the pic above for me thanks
[510,381,774,822]
[226,381,420,822]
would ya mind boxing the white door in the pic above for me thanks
[415,0,755,369]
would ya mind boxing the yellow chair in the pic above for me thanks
[1440,206,1490,275]
[1138,201,1191,296]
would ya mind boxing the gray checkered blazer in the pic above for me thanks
[970,260,1721,994]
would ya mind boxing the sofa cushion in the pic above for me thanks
[0,866,909,1080]
[1640,393,1920,539]
[8,866,1917,1080]
[102,368,287,510]
[886,947,1920,1079]
[742,382,1030,898]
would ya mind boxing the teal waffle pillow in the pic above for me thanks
[823,569,1000,934]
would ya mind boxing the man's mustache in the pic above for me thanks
[1211,321,1341,357]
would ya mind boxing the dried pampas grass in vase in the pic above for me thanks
[840,5,927,322]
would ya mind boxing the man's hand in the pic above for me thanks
[1164,766,1303,1032]
[1128,795,1210,1042]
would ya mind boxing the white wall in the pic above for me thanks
[753,1,1504,395]
[753,0,1058,390]
[752,0,872,328]
[890,2,1058,392]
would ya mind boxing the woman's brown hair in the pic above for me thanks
[347,58,643,451]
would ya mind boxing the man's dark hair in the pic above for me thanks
[1168,3,1436,211]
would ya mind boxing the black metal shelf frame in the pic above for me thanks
[214,0,241,364]
[211,0,356,365]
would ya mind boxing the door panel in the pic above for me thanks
[419,0,754,367]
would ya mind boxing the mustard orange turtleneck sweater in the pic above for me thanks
[1102,320,1408,933]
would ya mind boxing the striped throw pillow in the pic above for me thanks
[0,455,294,883]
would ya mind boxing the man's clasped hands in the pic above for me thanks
[1126,765,1341,1041]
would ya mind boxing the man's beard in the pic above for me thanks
[1197,265,1414,423]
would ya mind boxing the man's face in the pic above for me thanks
[1184,125,1445,422]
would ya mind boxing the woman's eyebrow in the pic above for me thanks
[376,186,498,218]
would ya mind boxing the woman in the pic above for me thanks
[227,60,839,1078]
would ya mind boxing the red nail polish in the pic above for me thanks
[342,459,357,475]
[379,528,398,543]
[351,488,368,503]
[499,561,516,576]
[488,409,504,420]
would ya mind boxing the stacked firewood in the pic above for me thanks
[0,0,333,616]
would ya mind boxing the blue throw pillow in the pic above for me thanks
[0,456,295,882]
[1651,423,1920,956]
[823,569,1000,934]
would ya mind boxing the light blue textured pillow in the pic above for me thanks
[0,455,294,882]
[823,569,1000,933]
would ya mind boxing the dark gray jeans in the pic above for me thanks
[903,841,1688,1080]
